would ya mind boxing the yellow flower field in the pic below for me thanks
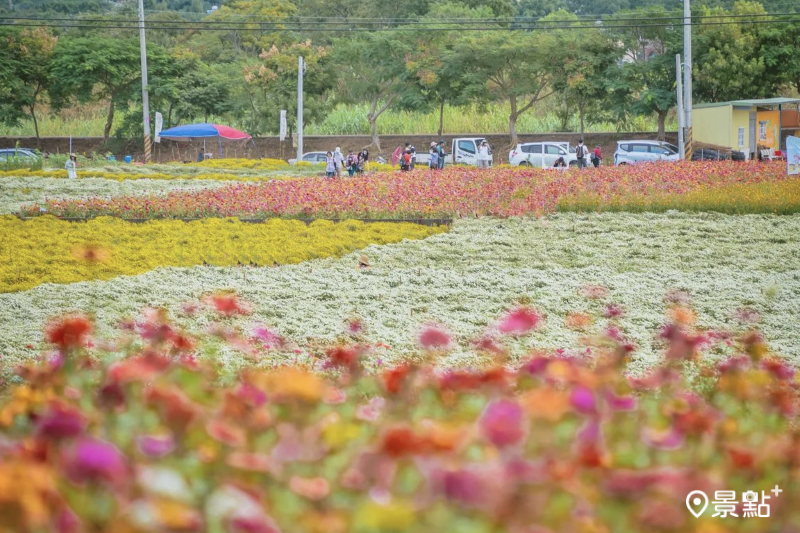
[0,216,445,293]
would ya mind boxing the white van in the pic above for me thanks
[508,142,578,167]
[614,141,680,166]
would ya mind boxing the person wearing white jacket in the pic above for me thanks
[333,147,344,178]
[66,153,78,179]
[478,140,491,169]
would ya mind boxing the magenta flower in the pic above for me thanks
[440,469,484,506]
[570,385,596,415]
[419,326,451,350]
[479,399,526,448]
[497,307,542,335]
[64,437,128,486]
[606,391,638,411]
[136,434,176,458]
[36,404,87,439]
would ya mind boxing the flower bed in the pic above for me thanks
[0,169,296,182]
[0,177,233,215]
[20,161,794,219]
[0,216,444,293]
[2,215,798,375]
[0,301,797,533]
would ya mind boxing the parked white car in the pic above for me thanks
[415,138,492,166]
[288,151,328,165]
[508,142,577,167]
[613,141,680,166]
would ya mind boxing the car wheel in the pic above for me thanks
[568,161,577,167]
[518,161,529,167]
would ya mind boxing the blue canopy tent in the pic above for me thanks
[157,123,253,159]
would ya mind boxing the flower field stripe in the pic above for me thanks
[1,214,798,375]
[0,216,446,293]
[0,177,234,215]
[22,161,796,219]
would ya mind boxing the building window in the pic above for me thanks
[759,121,768,141]
[738,127,745,147]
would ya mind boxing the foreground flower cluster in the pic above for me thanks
[21,161,794,219]
[0,301,797,533]
[0,216,444,292]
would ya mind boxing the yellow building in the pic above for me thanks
[693,97,800,159]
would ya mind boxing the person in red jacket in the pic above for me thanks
[592,145,603,168]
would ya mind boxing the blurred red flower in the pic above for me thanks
[479,400,526,448]
[419,326,451,350]
[46,316,92,350]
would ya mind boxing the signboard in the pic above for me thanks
[154,112,163,143]
[279,110,287,141]
[788,136,800,176]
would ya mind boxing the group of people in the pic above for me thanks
[325,147,370,178]
[552,140,603,169]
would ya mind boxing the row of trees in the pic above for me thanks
[0,0,799,149]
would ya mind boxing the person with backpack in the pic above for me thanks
[400,149,412,171]
[346,150,358,177]
[405,142,417,169]
[576,139,588,169]
[592,144,603,168]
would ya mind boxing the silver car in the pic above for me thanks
[614,141,680,166]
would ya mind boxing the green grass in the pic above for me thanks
[0,101,675,138]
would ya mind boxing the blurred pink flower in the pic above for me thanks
[136,434,175,458]
[497,307,542,335]
[63,437,128,486]
[479,399,526,448]
[419,326,451,350]
[570,386,596,415]
[36,403,87,439]
[289,476,330,500]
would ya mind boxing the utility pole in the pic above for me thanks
[684,0,693,160]
[676,54,685,160]
[297,56,304,161]
[138,0,152,163]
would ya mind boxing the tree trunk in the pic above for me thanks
[103,99,115,143]
[578,100,585,137]
[29,104,40,146]
[508,96,518,149]
[8,0,12,10]
[657,110,667,141]
[368,115,381,153]
[438,99,445,137]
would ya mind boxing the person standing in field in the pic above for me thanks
[576,139,588,169]
[325,151,336,178]
[437,141,446,170]
[429,142,439,170]
[358,149,369,173]
[346,150,358,177]
[66,153,78,179]
[592,144,603,168]
[333,147,344,178]
[478,140,491,169]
